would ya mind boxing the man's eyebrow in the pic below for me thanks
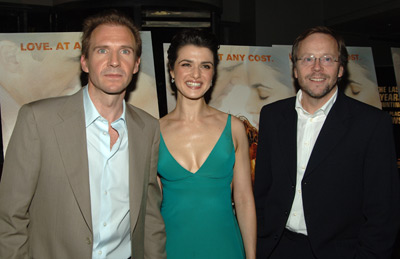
[120,45,135,51]
[93,45,135,50]
[93,45,108,49]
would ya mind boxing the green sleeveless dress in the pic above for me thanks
[158,115,245,259]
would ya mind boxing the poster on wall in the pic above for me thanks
[0,31,158,154]
[272,45,295,86]
[345,46,381,109]
[379,85,400,168]
[391,48,400,96]
[163,44,296,129]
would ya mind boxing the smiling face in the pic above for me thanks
[81,24,140,99]
[170,44,214,101]
[294,33,344,105]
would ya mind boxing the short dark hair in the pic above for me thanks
[291,26,348,69]
[167,28,219,87]
[81,9,142,59]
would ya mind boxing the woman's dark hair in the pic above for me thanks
[167,29,219,96]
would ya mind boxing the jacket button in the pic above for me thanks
[86,237,92,245]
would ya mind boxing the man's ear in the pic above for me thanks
[293,66,298,79]
[338,65,344,78]
[0,41,19,73]
[80,55,89,73]
[133,57,141,74]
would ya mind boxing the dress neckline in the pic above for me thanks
[160,114,231,174]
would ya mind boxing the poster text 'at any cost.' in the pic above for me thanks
[218,54,273,62]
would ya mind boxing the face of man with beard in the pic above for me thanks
[294,33,344,107]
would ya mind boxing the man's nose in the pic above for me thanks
[109,51,120,67]
[312,58,322,71]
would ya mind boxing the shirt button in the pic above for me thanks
[98,250,102,255]
[298,189,301,194]
[103,131,107,135]
[104,191,108,195]
[293,213,297,216]
[103,222,107,227]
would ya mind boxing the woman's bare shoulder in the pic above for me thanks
[230,115,246,132]
[159,112,178,133]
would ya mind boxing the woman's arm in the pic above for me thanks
[231,116,257,259]
[157,176,163,193]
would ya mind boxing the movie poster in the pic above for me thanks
[0,31,158,154]
[390,48,400,167]
[391,48,400,96]
[379,85,400,168]
[163,44,296,129]
[345,47,381,109]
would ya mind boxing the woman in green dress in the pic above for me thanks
[157,29,256,259]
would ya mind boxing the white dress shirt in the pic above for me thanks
[83,86,131,258]
[286,87,338,235]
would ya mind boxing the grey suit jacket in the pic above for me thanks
[0,89,166,259]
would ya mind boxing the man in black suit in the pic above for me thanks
[254,26,400,259]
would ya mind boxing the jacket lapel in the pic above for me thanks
[304,92,351,178]
[53,90,92,232]
[277,98,298,185]
[126,106,147,233]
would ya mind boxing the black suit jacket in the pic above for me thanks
[254,91,400,259]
